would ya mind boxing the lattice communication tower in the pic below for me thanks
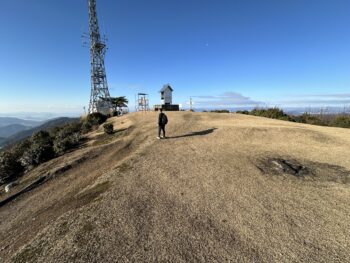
[87,0,112,114]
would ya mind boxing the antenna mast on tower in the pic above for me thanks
[87,0,112,114]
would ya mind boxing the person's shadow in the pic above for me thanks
[166,128,217,139]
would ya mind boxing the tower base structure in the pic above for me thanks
[153,104,180,111]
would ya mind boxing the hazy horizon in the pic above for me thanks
[1,105,350,122]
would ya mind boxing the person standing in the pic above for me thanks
[157,109,168,139]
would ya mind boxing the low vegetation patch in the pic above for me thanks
[0,113,110,186]
[103,123,114,134]
[210,109,230,113]
[250,108,292,121]
[52,122,82,155]
[332,115,350,128]
[81,112,108,133]
[76,181,111,205]
[237,107,350,129]
[0,150,24,185]
[20,131,55,169]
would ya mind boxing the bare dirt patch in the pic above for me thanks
[257,158,310,177]
[257,157,350,184]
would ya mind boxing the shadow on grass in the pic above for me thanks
[166,128,217,139]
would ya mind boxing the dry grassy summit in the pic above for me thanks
[1,111,350,262]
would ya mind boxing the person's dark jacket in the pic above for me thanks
[158,112,167,126]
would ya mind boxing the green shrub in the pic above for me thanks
[236,110,249,115]
[20,131,55,169]
[49,121,82,137]
[210,110,230,113]
[54,132,81,156]
[293,113,325,126]
[103,123,114,134]
[0,150,24,184]
[86,112,108,125]
[12,139,32,159]
[53,133,80,155]
[62,122,82,134]
[0,139,32,184]
[53,122,82,155]
[331,115,350,128]
[49,126,62,138]
[250,108,291,121]
[81,121,93,134]
[81,113,108,133]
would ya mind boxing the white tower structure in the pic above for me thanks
[160,84,173,105]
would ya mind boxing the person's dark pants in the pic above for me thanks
[158,124,166,137]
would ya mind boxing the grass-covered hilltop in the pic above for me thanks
[1,111,350,262]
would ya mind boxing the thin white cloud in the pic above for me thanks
[192,92,261,107]
[276,93,350,106]
[293,93,350,98]
[278,99,350,106]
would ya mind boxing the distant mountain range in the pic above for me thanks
[0,124,32,138]
[0,117,79,148]
[0,112,81,122]
[0,117,43,143]
[0,117,42,128]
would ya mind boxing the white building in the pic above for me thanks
[160,84,173,105]
[154,84,179,111]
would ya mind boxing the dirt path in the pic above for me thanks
[1,112,350,262]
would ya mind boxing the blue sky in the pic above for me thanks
[0,0,349,115]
